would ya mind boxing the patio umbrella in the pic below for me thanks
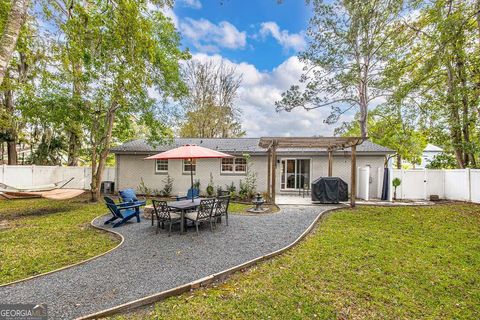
[145,144,234,201]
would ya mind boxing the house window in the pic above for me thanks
[221,158,234,172]
[235,157,247,173]
[221,157,247,174]
[155,159,168,173]
[183,159,196,173]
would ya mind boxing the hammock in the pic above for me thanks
[0,178,74,192]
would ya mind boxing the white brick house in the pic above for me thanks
[111,138,392,199]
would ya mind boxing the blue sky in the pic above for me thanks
[36,0,350,137]
[174,0,311,70]
[166,0,350,137]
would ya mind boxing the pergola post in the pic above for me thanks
[271,143,277,203]
[257,137,364,207]
[267,148,271,199]
[350,145,357,207]
[328,150,333,177]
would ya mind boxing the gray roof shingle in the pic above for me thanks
[111,138,393,154]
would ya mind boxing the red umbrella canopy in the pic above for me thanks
[144,144,234,160]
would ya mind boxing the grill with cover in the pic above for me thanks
[311,177,348,203]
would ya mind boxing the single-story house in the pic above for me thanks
[111,138,392,199]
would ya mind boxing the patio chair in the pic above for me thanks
[184,198,216,235]
[214,195,230,226]
[119,188,147,206]
[104,196,141,228]
[152,200,181,236]
[176,188,200,201]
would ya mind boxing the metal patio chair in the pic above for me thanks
[152,200,181,236]
[214,195,230,226]
[184,198,216,235]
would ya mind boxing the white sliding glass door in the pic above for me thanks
[281,159,311,190]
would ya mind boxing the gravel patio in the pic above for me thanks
[0,205,335,319]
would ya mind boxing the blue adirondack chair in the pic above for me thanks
[104,196,141,228]
[176,188,200,201]
[118,188,147,207]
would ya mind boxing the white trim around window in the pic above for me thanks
[155,159,168,174]
[221,157,247,174]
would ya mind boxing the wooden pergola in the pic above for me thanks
[259,137,364,207]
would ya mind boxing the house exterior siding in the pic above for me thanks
[116,154,269,195]
[116,152,385,199]
[275,153,384,199]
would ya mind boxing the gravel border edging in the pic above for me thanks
[0,215,124,288]
[76,206,344,320]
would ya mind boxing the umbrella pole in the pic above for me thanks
[190,158,194,202]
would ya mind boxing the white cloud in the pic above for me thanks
[179,0,202,9]
[161,7,179,27]
[259,22,306,52]
[180,18,247,52]
[189,53,351,137]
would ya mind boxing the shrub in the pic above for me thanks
[392,177,401,200]
[239,180,248,199]
[206,173,215,196]
[161,175,174,197]
[225,181,236,193]
[138,177,152,196]
[225,182,237,199]
[238,154,257,200]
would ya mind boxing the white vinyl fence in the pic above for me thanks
[0,165,115,190]
[390,168,480,203]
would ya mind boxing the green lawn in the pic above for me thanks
[117,203,480,319]
[0,197,265,286]
[0,196,119,285]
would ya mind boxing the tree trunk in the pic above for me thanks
[455,48,472,167]
[477,0,480,42]
[474,0,480,118]
[0,0,30,86]
[4,81,17,165]
[90,144,98,201]
[357,61,369,139]
[359,101,368,139]
[90,107,117,202]
[63,5,84,168]
[67,129,81,166]
[396,154,402,169]
[7,141,17,165]
[441,0,465,169]
[446,59,465,168]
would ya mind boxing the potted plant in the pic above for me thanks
[392,177,401,200]
[206,173,214,197]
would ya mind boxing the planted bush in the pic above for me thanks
[392,177,401,200]
[161,175,174,197]
[206,173,215,196]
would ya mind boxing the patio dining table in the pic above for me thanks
[167,198,203,234]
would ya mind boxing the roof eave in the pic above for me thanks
[111,150,393,155]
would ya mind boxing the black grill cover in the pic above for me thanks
[311,177,348,203]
